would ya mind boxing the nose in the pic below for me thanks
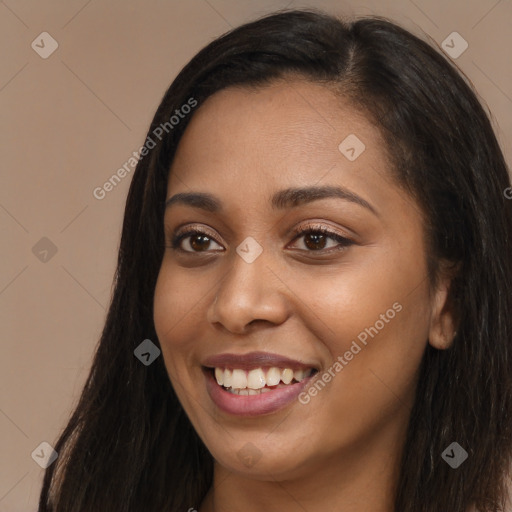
[206,249,291,335]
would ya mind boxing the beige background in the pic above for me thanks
[1,0,511,510]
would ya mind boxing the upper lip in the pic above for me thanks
[202,351,319,372]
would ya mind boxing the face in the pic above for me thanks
[153,79,452,481]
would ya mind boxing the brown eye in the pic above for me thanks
[188,234,213,251]
[290,226,354,252]
[169,225,353,255]
[172,229,223,253]
[303,232,328,250]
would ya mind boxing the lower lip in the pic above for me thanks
[204,368,314,416]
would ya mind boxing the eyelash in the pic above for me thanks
[168,224,354,255]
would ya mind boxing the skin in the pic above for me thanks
[153,79,456,512]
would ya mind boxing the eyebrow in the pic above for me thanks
[165,185,378,216]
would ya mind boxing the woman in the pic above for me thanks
[38,9,512,512]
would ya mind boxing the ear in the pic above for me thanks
[428,262,460,350]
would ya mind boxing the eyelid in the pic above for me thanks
[172,223,218,240]
[289,221,353,241]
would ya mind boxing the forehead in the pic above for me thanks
[166,80,393,214]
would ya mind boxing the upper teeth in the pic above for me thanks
[214,367,313,390]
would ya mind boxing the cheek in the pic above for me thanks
[153,262,209,340]
[290,285,429,459]
[153,266,204,376]
[298,247,429,356]
[298,246,431,411]
[153,266,211,423]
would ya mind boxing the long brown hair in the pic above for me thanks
[38,9,512,511]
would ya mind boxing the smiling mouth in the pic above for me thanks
[205,366,318,395]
